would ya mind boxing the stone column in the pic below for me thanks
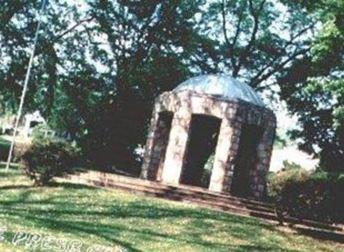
[208,103,243,193]
[161,112,192,185]
[209,119,234,192]
[140,111,159,180]
[250,122,276,199]
[223,119,243,193]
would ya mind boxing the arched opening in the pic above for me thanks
[148,111,173,181]
[231,124,264,197]
[180,114,221,188]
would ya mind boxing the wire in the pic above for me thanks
[5,0,48,170]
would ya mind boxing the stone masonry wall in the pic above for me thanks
[141,90,276,200]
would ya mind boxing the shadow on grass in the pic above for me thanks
[0,208,273,251]
[294,227,344,243]
[0,185,32,190]
[48,181,99,190]
[0,181,98,192]
[0,184,297,252]
[1,170,341,251]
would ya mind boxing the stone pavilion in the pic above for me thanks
[140,74,276,200]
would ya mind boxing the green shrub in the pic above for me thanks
[0,136,10,161]
[31,124,55,142]
[20,139,79,186]
[268,161,310,198]
[268,161,344,223]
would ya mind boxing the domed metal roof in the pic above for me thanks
[174,74,265,107]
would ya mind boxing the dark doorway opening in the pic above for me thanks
[30,121,40,128]
[231,124,263,197]
[149,111,173,181]
[180,114,221,188]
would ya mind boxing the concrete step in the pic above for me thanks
[73,173,275,214]
[67,174,277,220]
[76,170,275,209]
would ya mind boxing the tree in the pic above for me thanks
[1,0,335,173]
[0,0,201,171]
[278,0,344,172]
[191,0,316,90]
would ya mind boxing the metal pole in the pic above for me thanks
[5,0,47,170]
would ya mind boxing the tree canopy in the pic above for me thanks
[278,0,344,172]
[0,0,342,172]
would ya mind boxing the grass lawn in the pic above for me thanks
[0,166,342,252]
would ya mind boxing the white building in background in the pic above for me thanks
[22,111,46,138]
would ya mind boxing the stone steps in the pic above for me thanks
[62,170,344,237]
[69,174,275,216]
[76,170,275,208]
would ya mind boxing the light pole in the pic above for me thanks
[5,0,47,170]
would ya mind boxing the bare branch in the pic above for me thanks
[230,5,245,53]
[254,47,311,90]
[233,0,266,77]
[53,17,95,41]
[251,23,315,85]
[221,0,231,47]
[226,1,246,69]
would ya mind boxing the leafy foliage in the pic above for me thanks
[20,139,79,186]
[268,161,309,198]
[30,123,53,141]
[0,136,11,161]
[195,0,316,88]
[268,162,344,223]
[0,0,341,172]
[1,0,197,170]
[279,0,344,172]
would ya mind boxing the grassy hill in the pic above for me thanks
[0,165,342,252]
